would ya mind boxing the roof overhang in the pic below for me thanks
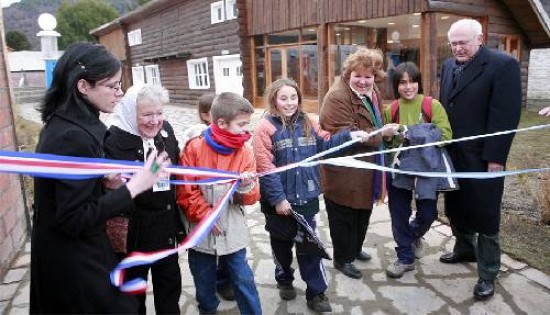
[498,0,550,48]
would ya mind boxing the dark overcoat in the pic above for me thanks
[104,122,185,252]
[439,46,521,234]
[30,103,137,314]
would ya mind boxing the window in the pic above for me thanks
[211,0,237,24]
[496,34,520,60]
[211,1,224,24]
[226,0,238,20]
[128,29,142,46]
[145,65,161,86]
[223,67,230,76]
[187,58,210,89]
[330,15,422,99]
[132,66,145,85]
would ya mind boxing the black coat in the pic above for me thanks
[104,122,185,252]
[439,47,521,234]
[30,105,137,314]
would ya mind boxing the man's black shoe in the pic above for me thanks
[334,262,362,279]
[439,252,477,264]
[473,279,495,300]
[356,251,372,261]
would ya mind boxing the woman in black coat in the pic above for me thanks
[104,84,184,315]
[30,43,170,314]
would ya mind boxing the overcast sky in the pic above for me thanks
[2,0,21,8]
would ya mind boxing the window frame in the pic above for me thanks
[225,0,238,20]
[127,29,142,46]
[211,1,224,24]
[131,65,145,86]
[144,64,162,86]
[186,57,210,89]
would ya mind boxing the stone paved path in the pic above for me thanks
[1,102,549,314]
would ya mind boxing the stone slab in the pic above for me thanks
[425,277,478,304]
[468,294,515,315]
[520,268,550,289]
[0,283,18,301]
[500,273,550,313]
[501,254,527,270]
[433,224,453,237]
[378,286,445,314]
[334,273,375,301]
[419,253,471,276]
[2,269,27,284]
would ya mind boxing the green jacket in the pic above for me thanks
[383,94,452,164]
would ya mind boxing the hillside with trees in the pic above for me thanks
[2,0,145,50]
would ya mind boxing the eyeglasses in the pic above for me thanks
[98,81,122,92]
[447,37,476,48]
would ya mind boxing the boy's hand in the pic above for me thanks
[275,199,292,216]
[239,171,255,187]
[211,223,224,236]
[350,130,370,143]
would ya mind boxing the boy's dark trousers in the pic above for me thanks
[387,176,438,264]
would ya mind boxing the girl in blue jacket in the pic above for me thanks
[253,78,368,313]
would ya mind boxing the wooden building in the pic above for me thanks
[92,0,549,111]
[91,0,243,105]
[238,0,550,112]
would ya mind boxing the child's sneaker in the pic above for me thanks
[386,260,415,278]
[277,283,296,300]
[307,293,332,313]
[413,238,425,259]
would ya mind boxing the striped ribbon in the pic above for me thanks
[110,181,239,293]
[1,123,549,292]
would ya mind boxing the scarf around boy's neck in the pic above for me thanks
[204,124,252,155]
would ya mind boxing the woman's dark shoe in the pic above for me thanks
[439,252,477,264]
[473,279,495,300]
[334,262,363,279]
[356,251,372,261]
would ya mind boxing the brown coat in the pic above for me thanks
[319,77,382,210]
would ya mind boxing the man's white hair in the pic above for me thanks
[448,19,483,39]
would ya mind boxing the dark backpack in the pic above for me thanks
[391,96,433,124]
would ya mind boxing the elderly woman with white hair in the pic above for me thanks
[104,84,184,314]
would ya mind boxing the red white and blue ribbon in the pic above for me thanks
[110,181,239,293]
[1,123,550,293]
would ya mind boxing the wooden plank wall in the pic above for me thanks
[247,0,425,35]
[127,0,242,106]
[242,0,532,106]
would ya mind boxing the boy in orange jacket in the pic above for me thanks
[176,92,261,314]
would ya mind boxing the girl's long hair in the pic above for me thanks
[265,78,313,137]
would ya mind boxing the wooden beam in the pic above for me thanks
[427,0,486,16]
[318,23,329,114]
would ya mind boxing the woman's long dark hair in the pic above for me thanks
[38,43,121,122]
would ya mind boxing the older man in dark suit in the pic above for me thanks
[438,19,521,300]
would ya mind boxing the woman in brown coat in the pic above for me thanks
[320,47,396,279]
